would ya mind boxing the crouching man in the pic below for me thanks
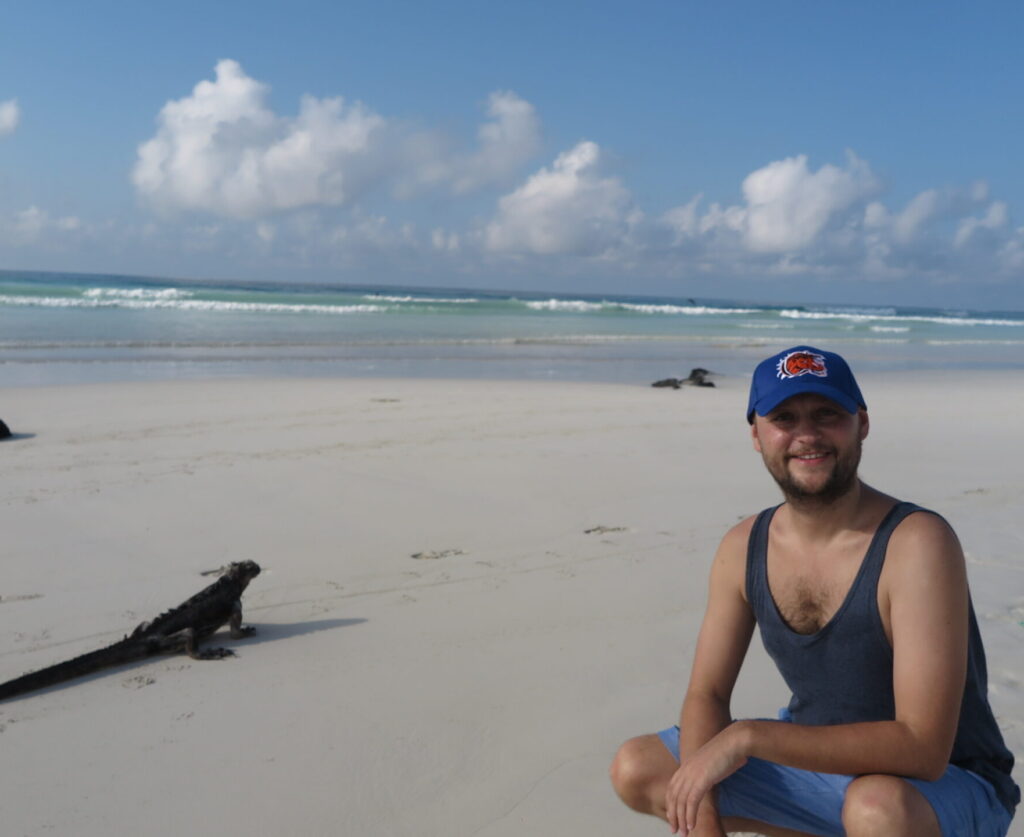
[610,346,1018,836]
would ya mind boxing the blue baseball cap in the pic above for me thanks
[747,345,866,423]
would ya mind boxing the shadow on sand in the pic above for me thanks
[1,433,36,442]
[0,616,367,704]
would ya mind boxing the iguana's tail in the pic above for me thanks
[0,636,160,701]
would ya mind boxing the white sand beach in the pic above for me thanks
[0,373,1021,836]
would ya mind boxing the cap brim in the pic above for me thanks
[748,381,862,422]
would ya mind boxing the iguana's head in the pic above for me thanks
[225,561,261,586]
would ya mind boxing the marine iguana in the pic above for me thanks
[0,560,261,702]
[651,368,715,389]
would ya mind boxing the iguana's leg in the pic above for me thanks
[228,600,257,639]
[155,630,235,660]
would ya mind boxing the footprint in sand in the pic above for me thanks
[0,593,43,605]
[410,549,465,560]
[584,526,627,535]
[122,675,156,689]
[15,628,51,645]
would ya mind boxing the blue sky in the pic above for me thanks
[2,0,1023,309]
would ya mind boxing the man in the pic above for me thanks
[610,346,1018,836]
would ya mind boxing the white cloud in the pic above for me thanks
[0,99,19,136]
[872,185,1003,251]
[329,213,415,249]
[485,141,634,256]
[998,228,1024,273]
[845,184,1009,279]
[4,206,82,244]
[698,202,746,236]
[134,62,543,220]
[649,152,1024,286]
[451,91,540,193]
[891,189,943,244]
[738,152,879,252]
[660,153,880,262]
[133,59,384,218]
[431,228,460,251]
[396,90,541,197]
[14,206,47,237]
[954,201,1008,248]
[661,195,702,243]
[65,78,1024,292]
[863,201,889,229]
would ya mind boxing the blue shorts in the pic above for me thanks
[658,722,1013,837]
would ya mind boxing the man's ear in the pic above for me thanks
[751,419,762,453]
[858,409,870,441]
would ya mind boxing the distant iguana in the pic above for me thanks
[0,560,261,702]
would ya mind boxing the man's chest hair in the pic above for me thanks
[767,545,869,636]
[771,576,845,635]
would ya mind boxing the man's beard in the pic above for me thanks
[766,440,862,507]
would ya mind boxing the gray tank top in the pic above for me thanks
[746,501,1018,816]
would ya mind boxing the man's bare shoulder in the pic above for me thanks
[720,514,758,554]
[883,509,967,597]
[887,509,963,565]
[709,515,759,594]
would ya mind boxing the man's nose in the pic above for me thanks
[792,415,824,440]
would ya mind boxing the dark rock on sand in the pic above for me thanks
[0,419,10,439]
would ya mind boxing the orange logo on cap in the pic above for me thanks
[777,350,827,379]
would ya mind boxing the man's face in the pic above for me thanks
[750,393,869,505]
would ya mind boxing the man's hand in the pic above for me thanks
[665,723,749,834]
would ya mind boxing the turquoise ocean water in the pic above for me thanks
[2,270,1023,387]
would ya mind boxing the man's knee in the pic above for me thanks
[609,735,674,815]
[842,774,940,836]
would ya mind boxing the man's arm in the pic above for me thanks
[669,511,969,833]
[665,520,757,834]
